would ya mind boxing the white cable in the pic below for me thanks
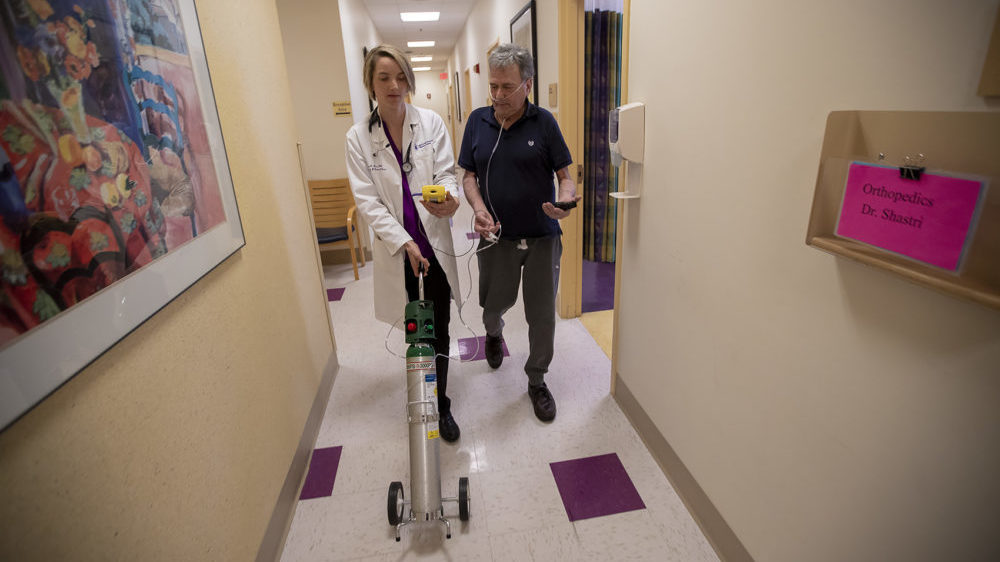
[384,313,407,359]
[488,81,526,105]
[403,194,484,363]
[381,252,482,364]
[383,113,510,364]
[481,115,506,242]
[383,303,481,365]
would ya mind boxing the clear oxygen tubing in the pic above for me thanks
[384,113,511,363]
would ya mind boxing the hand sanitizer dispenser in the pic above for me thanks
[609,102,644,167]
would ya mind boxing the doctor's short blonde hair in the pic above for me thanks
[363,44,416,100]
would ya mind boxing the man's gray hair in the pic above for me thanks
[488,43,534,81]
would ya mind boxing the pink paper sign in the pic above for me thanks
[837,163,984,271]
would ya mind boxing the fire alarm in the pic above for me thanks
[474,63,480,74]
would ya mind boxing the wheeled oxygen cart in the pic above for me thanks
[387,271,470,541]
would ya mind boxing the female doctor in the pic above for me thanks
[345,44,463,442]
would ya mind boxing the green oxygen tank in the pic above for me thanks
[403,297,441,518]
[387,268,469,541]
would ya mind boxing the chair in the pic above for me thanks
[308,179,365,280]
[126,65,199,237]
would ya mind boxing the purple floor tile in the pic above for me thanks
[458,335,509,361]
[299,446,343,500]
[581,259,615,313]
[466,231,479,240]
[550,452,645,521]
[326,288,345,302]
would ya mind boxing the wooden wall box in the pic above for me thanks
[978,9,1000,97]
[806,111,1000,309]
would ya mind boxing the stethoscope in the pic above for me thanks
[368,109,413,174]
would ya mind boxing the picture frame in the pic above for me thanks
[0,0,244,430]
[363,46,374,112]
[486,38,500,107]
[454,71,462,122]
[510,0,539,106]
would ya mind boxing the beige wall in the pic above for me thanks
[0,0,333,559]
[621,1,1000,561]
[337,0,380,125]
[534,0,559,115]
[412,71,450,122]
[277,0,354,181]
[450,0,560,117]
[279,0,379,255]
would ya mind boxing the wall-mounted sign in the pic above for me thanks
[332,101,352,117]
[836,162,986,271]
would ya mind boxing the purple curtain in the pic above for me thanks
[583,8,621,262]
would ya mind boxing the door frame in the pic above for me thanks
[462,68,473,121]
[447,82,457,160]
[610,1,630,393]
[557,0,631,392]
[556,0,584,319]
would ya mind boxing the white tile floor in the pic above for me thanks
[280,202,718,561]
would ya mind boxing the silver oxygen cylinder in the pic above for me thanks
[405,342,442,519]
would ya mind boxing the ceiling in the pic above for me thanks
[361,0,479,73]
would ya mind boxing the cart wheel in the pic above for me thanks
[387,481,405,526]
[458,477,470,521]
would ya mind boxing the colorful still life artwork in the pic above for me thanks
[0,0,227,348]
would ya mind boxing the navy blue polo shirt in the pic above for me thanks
[458,103,572,239]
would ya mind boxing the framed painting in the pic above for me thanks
[510,0,538,106]
[0,0,244,430]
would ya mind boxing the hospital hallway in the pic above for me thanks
[278,201,718,561]
[3,2,999,560]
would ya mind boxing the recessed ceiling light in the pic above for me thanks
[411,56,432,62]
[401,12,440,22]
[413,67,432,72]
[407,41,435,48]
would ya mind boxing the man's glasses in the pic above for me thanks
[489,81,526,100]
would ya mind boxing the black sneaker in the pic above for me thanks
[528,383,556,422]
[485,334,504,369]
[439,411,460,442]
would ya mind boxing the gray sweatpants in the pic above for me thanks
[477,235,562,386]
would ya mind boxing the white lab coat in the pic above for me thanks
[345,104,462,324]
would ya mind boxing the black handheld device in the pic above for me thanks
[552,200,577,210]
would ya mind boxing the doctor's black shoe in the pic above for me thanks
[485,334,504,369]
[528,383,556,422]
[439,411,460,442]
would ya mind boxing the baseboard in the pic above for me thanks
[256,352,339,562]
[614,377,754,562]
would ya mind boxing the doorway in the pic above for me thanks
[581,3,626,319]
[462,68,473,121]
[557,0,630,372]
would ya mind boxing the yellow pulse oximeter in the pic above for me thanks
[422,185,446,203]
